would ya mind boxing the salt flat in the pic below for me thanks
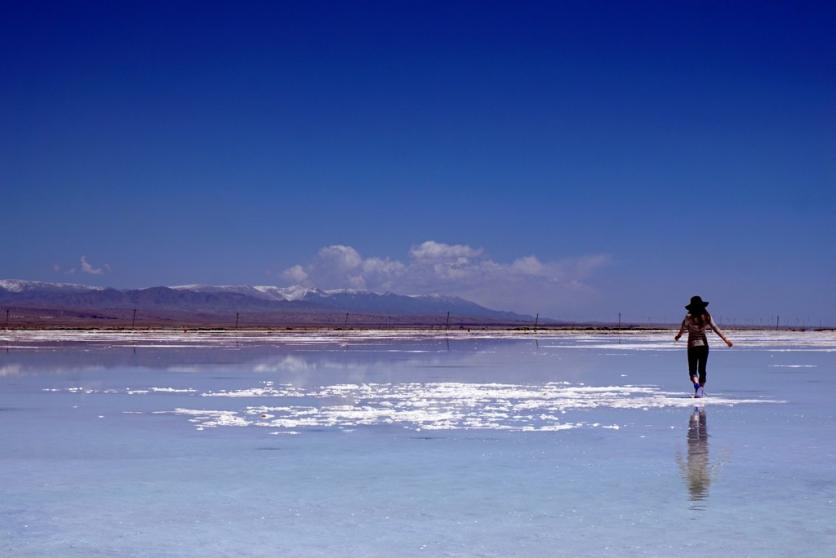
[1,330,833,556]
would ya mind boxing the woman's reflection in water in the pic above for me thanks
[678,407,711,508]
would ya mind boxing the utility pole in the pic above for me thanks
[131,308,137,329]
[4,308,9,329]
[776,315,780,330]
[235,312,240,329]
[618,312,622,329]
[534,313,539,332]
[344,313,349,329]
[445,311,450,331]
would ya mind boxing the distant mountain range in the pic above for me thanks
[0,280,537,327]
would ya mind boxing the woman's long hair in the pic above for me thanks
[692,310,711,327]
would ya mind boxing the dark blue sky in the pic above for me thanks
[2,1,834,323]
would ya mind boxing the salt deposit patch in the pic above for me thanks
[154,381,782,433]
[43,386,197,395]
[153,408,250,429]
[201,382,306,398]
[40,378,784,433]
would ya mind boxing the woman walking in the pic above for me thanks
[675,296,733,397]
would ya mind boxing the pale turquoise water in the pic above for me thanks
[1,330,834,556]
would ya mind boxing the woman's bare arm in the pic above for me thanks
[710,317,733,347]
[674,317,687,341]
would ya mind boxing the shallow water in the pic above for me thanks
[1,330,834,557]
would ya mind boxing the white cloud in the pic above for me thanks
[304,245,367,289]
[317,245,363,269]
[409,240,483,261]
[282,264,308,283]
[0,364,21,377]
[281,241,610,316]
[80,256,110,275]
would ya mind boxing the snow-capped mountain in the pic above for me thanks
[0,280,533,324]
[169,284,317,302]
[0,279,104,294]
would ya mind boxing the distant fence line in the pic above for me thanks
[0,305,831,330]
[0,305,538,330]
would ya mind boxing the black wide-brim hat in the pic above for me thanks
[685,295,709,312]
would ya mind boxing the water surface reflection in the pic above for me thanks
[678,408,711,509]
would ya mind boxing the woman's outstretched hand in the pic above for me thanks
[726,340,734,348]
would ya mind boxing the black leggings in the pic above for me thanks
[687,345,709,385]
